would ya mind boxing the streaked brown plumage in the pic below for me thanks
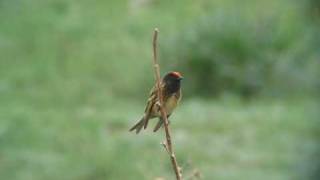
[129,71,183,134]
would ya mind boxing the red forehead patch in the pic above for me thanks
[170,71,182,78]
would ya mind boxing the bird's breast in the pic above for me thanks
[164,95,178,115]
[151,92,181,117]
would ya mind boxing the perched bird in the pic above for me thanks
[129,71,183,134]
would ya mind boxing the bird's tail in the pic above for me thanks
[129,116,147,134]
[153,118,163,132]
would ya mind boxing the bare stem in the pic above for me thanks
[152,28,182,180]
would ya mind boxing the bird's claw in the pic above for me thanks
[156,101,161,108]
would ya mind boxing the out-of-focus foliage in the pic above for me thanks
[1,0,318,101]
[0,0,319,180]
[162,0,320,97]
[307,0,320,18]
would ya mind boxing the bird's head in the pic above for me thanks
[163,71,183,94]
[163,71,183,82]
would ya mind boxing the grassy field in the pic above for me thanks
[0,96,318,179]
[0,0,319,179]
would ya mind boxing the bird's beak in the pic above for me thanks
[178,76,184,80]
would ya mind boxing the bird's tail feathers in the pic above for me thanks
[153,118,163,132]
[129,116,147,134]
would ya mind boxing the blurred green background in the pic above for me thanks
[0,0,319,179]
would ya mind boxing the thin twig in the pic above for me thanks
[161,141,170,154]
[152,28,182,180]
[185,169,201,180]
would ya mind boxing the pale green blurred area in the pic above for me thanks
[0,0,319,180]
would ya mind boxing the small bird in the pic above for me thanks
[129,71,183,134]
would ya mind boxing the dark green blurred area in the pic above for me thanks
[162,2,320,97]
[0,0,319,180]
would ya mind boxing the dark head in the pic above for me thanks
[163,71,183,95]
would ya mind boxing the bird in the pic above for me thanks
[129,71,183,134]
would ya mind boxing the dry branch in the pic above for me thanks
[152,28,182,180]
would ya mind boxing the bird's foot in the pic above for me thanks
[155,101,161,108]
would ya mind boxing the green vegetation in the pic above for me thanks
[0,98,319,180]
[162,1,320,97]
[0,0,319,179]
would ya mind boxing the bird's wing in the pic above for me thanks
[144,85,159,114]
[143,83,164,129]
